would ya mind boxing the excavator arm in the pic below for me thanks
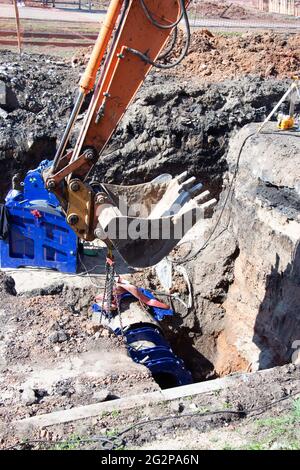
[43,0,216,267]
[45,1,190,187]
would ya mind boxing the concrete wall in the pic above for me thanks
[269,0,294,15]
[257,0,270,12]
[257,0,299,15]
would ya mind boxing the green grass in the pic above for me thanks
[286,441,300,450]
[256,406,299,439]
[218,398,300,451]
[49,428,120,451]
[197,406,211,414]
[186,395,195,401]
[241,398,300,450]
[292,398,300,418]
[245,442,266,451]
[51,434,82,451]
[100,409,121,419]
[222,444,233,450]
[244,441,300,451]
[256,415,291,440]
[105,428,118,438]
[222,402,232,410]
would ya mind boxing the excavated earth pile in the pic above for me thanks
[190,0,300,22]
[191,1,253,19]
[93,75,289,198]
[0,50,292,199]
[0,52,77,199]
[168,31,300,83]
[72,31,300,83]
[0,270,159,445]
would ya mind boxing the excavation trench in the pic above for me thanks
[0,51,299,423]
[1,125,296,394]
[0,125,233,389]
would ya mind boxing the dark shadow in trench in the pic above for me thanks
[0,137,57,202]
[162,316,216,383]
[253,242,300,370]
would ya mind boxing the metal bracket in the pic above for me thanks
[45,150,95,190]
[65,179,95,241]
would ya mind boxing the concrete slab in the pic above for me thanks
[18,348,147,393]
[2,247,133,295]
[16,373,245,430]
[4,266,104,294]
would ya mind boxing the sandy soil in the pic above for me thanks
[0,271,158,449]
[5,364,300,450]
[168,30,300,82]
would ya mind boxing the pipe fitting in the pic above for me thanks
[95,193,107,205]
[67,213,79,226]
[69,180,80,192]
[46,179,56,190]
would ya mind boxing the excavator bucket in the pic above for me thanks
[95,173,216,268]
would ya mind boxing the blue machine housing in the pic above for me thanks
[93,289,193,387]
[0,161,78,273]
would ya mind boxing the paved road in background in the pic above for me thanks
[0,4,105,22]
[1,4,299,30]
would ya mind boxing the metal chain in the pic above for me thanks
[100,261,110,324]
[100,250,126,344]
[100,249,115,321]
[112,275,126,341]
[106,262,115,319]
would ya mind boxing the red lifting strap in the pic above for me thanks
[106,256,114,266]
[115,278,170,311]
[94,277,170,311]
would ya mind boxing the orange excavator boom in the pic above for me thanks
[48,0,190,181]
[43,0,216,268]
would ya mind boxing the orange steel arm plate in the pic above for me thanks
[74,0,189,157]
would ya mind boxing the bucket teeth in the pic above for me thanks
[96,173,217,267]
[194,190,211,203]
[189,182,203,196]
[180,176,197,192]
[200,198,217,210]
[176,171,188,183]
